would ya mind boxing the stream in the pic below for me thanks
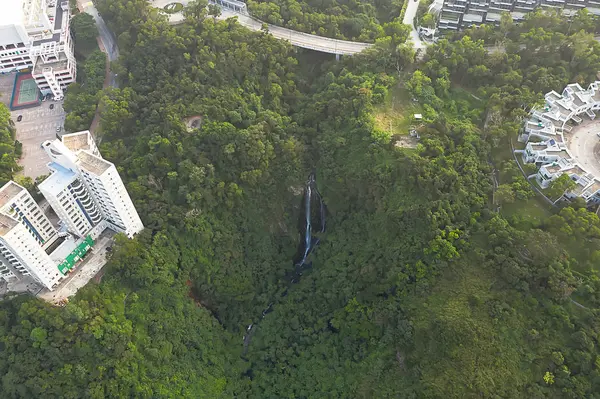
[243,172,326,352]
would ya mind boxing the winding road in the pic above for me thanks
[220,11,373,55]
[78,1,119,87]
[153,0,379,55]
[403,0,426,50]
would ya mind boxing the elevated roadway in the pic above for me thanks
[227,12,373,55]
[153,0,374,55]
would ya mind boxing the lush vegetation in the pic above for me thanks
[70,12,99,54]
[2,3,600,398]
[0,105,20,185]
[63,50,107,132]
[248,0,403,41]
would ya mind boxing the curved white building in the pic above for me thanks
[517,82,600,204]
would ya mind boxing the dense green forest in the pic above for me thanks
[63,49,107,132]
[2,3,600,397]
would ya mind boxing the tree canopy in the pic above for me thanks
[2,4,600,398]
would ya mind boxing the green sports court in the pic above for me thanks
[10,72,41,110]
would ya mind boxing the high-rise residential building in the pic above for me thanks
[0,180,58,247]
[38,162,103,238]
[42,131,144,238]
[438,0,600,30]
[0,213,62,289]
[0,131,143,291]
[1,0,76,99]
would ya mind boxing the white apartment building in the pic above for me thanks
[42,131,144,238]
[521,139,567,164]
[517,81,600,204]
[1,0,76,99]
[0,180,58,246]
[0,131,143,291]
[39,162,103,237]
[0,213,62,289]
[439,0,600,30]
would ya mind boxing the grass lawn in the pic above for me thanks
[164,2,184,13]
[373,83,418,136]
[501,196,553,229]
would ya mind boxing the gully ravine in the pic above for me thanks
[243,172,326,353]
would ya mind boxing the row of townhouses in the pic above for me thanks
[1,0,77,99]
[0,131,144,291]
[438,0,600,30]
[516,82,600,204]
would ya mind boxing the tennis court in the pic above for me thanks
[10,73,41,110]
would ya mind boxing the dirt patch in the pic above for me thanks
[184,115,203,131]
[394,136,418,149]
[186,279,202,307]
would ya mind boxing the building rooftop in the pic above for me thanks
[588,7,600,16]
[572,95,585,108]
[32,32,60,46]
[463,13,483,22]
[38,162,77,197]
[0,214,19,236]
[0,181,25,209]
[485,12,501,21]
[62,131,91,152]
[49,235,77,264]
[53,6,64,32]
[566,165,587,177]
[0,0,24,28]
[33,53,69,75]
[77,151,111,175]
[555,102,572,117]
[584,180,600,195]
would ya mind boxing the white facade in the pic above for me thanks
[518,82,600,204]
[77,153,144,237]
[42,131,144,238]
[38,162,102,238]
[0,213,62,289]
[0,0,76,99]
[0,131,143,291]
[439,0,600,31]
[0,180,58,246]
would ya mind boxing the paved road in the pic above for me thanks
[79,1,119,87]
[231,13,373,55]
[37,233,114,304]
[153,0,373,55]
[402,0,426,50]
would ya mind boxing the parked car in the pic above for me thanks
[49,104,54,110]
[16,115,22,122]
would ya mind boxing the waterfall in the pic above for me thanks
[294,172,325,267]
[243,172,326,353]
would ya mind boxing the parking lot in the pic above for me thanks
[12,102,65,178]
[0,73,65,179]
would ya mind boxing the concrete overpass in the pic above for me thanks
[226,12,373,55]
[153,0,374,55]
